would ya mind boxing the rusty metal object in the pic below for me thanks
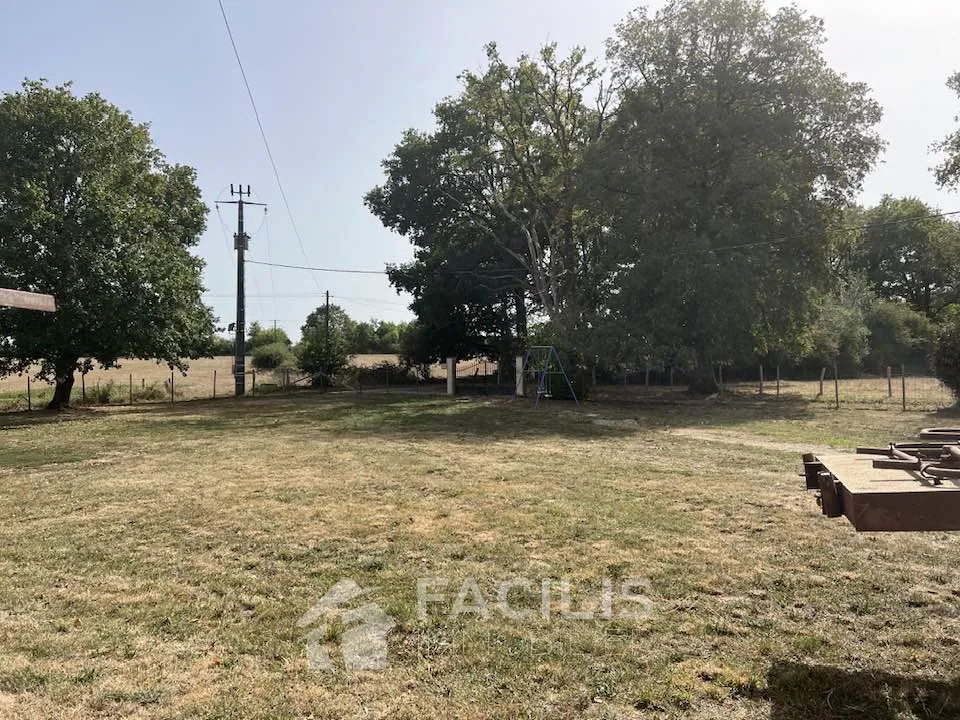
[919,428,960,441]
[803,448,960,531]
[817,470,843,518]
[802,453,825,490]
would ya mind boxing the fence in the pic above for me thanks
[593,363,954,411]
[0,356,953,412]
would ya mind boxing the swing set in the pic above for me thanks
[518,345,580,408]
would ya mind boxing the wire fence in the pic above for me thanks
[0,356,953,412]
[592,366,954,411]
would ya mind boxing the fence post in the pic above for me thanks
[833,361,840,410]
[129,373,133,405]
[213,369,217,399]
[515,356,525,397]
[446,357,455,396]
[170,370,174,404]
[887,366,892,398]
[759,364,764,395]
[901,364,907,411]
[776,365,780,399]
[81,372,86,403]
[26,376,31,411]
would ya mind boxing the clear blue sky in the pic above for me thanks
[1,1,958,339]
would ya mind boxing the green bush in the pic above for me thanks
[252,341,296,370]
[343,361,421,386]
[865,301,935,374]
[934,306,960,401]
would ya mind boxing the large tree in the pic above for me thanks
[855,196,960,315]
[935,71,960,189]
[0,81,215,408]
[366,44,617,360]
[596,0,884,389]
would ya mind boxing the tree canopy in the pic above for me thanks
[296,303,355,381]
[935,71,960,190]
[854,196,960,315]
[366,0,885,389]
[0,80,215,408]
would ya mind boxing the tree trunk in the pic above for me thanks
[688,351,718,395]
[514,290,527,347]
[47,369,75,410]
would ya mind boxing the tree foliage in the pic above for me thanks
[366,1,884,388]
[366,42,614,360]
[935,71,960,190]
[348,319,410,354]
[854,196,960,315]
[0,80,215,408]
[247,321,292,352]
[252,341,295,371]
[934,304,960,399]
[597,0,883,388]
[296,303,355,381]
[865,301,935,373]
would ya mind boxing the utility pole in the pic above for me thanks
[324,290,330,374]
[217,184,265,397]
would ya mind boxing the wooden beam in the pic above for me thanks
[0,288,56,312]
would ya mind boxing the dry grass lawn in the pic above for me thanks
[1,393,959,718]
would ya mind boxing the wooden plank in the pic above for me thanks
[814,452,960,531]
[0,288,56,312]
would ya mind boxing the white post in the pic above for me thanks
[446,357,455,396]
[515,356,525,397]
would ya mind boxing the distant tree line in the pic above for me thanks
[210,313,414,377]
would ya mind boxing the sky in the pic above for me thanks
[1,1,958,339]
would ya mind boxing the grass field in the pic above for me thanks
[1,393,960,718]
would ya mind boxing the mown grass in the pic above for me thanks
[0,393,959,718]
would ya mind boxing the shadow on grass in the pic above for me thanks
[0,406,102,431]
[767,660,960,719]
[3,387,955,440]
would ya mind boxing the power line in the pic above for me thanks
[246,259,388,275]
[330,294,409,307]
[711,209,960,254]
[216,0,324,290]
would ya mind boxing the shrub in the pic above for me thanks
[934,306,960,400]
[344,361,421,387]
[252,341,296,371]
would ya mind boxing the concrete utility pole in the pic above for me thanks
[217,185,265,396]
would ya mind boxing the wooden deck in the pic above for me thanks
[807,452,960,532]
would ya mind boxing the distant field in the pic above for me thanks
[0,356,501,408]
